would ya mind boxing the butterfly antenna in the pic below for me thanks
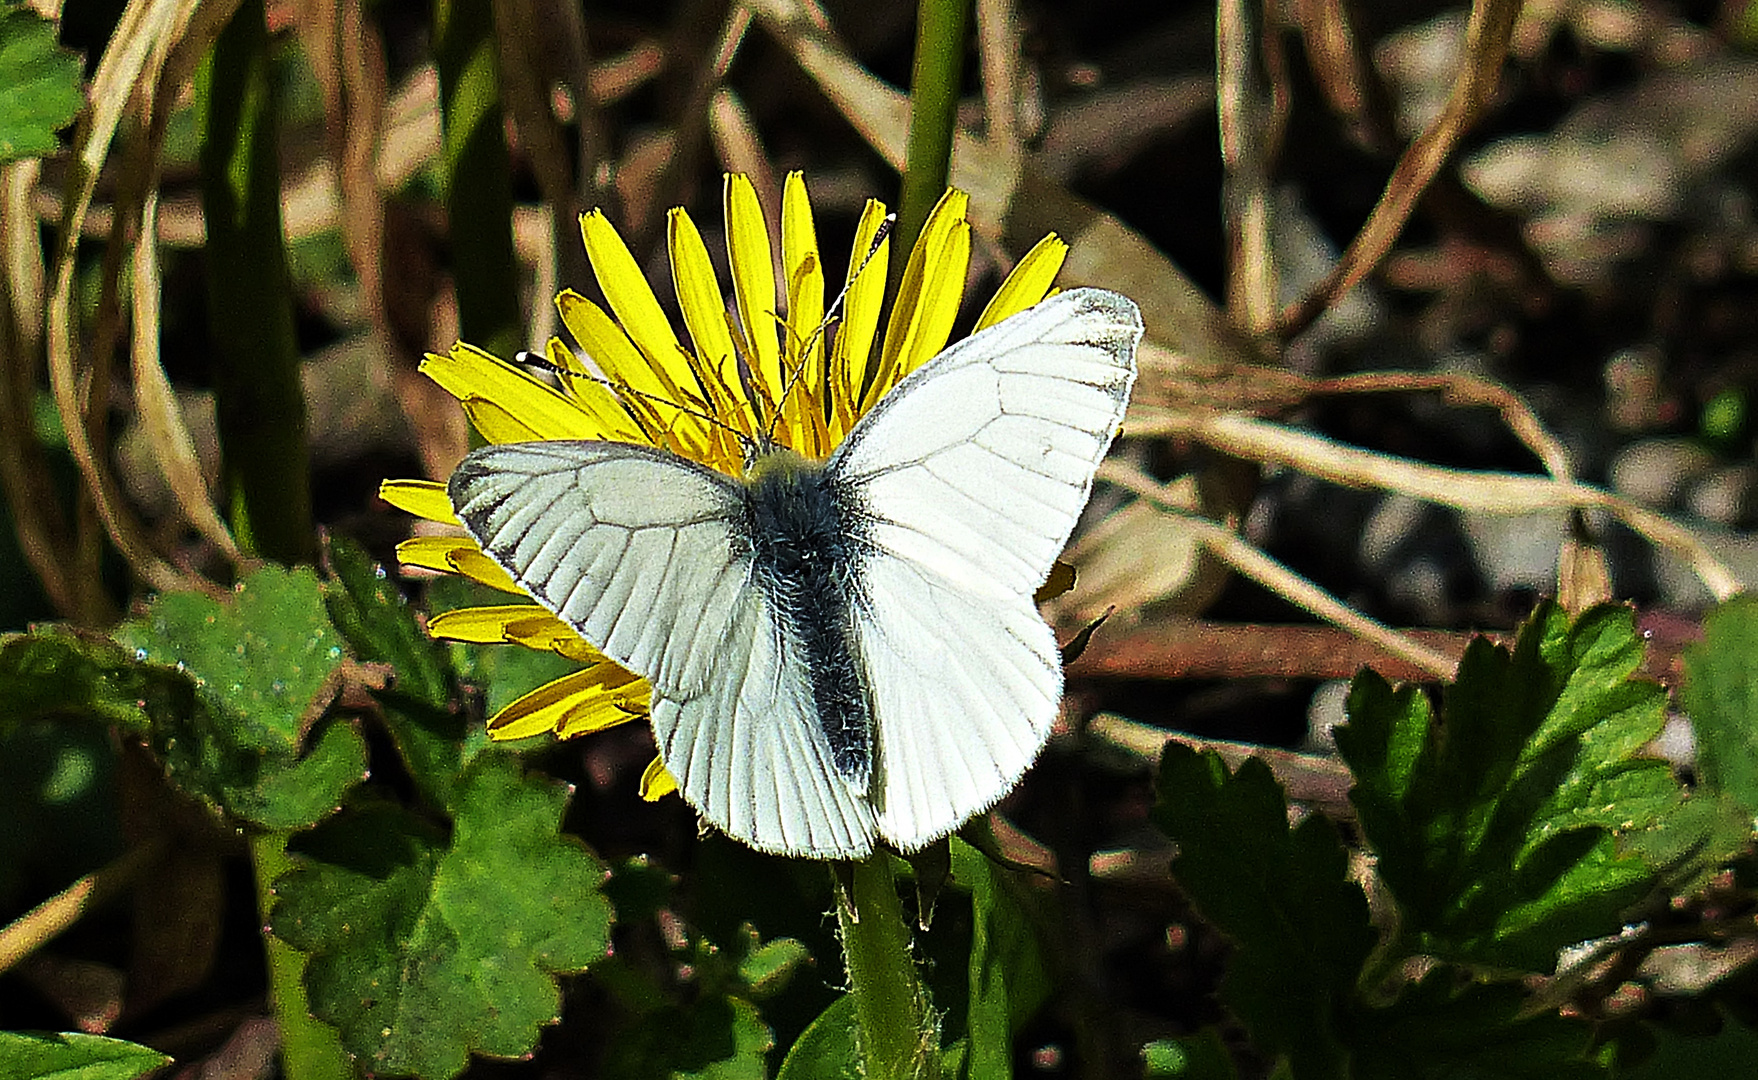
[765,213,895,444]
[512,350,754,449]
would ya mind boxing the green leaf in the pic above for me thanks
[1142,1030,1238,1080]
[1352,973,1605,1080]
[1618,1010,1758,1078]
[0,628,195,738]
[775,995,861,1080]
[272,751,611,1079]
[1336,602,1677,970]
[114,566,364,828]
[740,935,811,1000]
[0,1031,170,1080]
[951,839,1050,1080]
[0,6,84,163]
[1151,744,1376,1080]
[1683,597,1758,823]
[323,535,467,805]
[118,566,343,753]
[323,535,450,708]
[605,994,774,1080]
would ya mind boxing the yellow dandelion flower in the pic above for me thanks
[382,172,1072,802]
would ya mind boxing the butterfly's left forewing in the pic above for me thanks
[828,288,1141,848]
[450,440,878,858]
[449,442,749,698]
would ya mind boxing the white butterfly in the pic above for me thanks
[449,287,1141,858]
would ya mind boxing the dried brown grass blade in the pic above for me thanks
[1128,408,1741,600]
[1100,460,1460,678]
[0,161,82,616]
[1218,0,1278,334]
[46,0,206,597]
[1087,713,1357,817]
[0,838,166,976]
[132,188,239,559]
[1277,0,1523,337]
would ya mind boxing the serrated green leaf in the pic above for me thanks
[0,1031,170,1080]
[1151,744,1375,1080]
[1352,972,1605,1079]
[0,7,84,163]
[0,628,195,738]
[236,718,368,828]
[113,567,364,828]
[118,566,344,752]
[951,839,1050,1080]
[775,995,861,1080]
[1336,602,1675,970]
[323,535,466,805]
[323,535,450,708]
[1683,597,1758,824]
[273,752,611,1079]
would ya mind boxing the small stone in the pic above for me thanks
[1685,464,1755,525]
[1360,493,1428,569]
[1459,509,1568,593]
[1305,680,1352,754]
[1608,438,1714,507]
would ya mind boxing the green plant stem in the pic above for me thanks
[198,0,313,565]
[434,0,522,364]
[893,0,970,276]
[250,830,352,1080]
[838,853,938,1080]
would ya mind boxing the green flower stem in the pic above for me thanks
[250,830,352,1080]
[838,853,938,1080]
[893,0,971,274]
[197,0,313,566]
[434,0,522,364]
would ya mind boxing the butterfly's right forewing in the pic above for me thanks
[827,288,1141,849]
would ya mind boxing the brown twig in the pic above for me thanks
[1100,459,1462,678]
[1304,369,1574,481]
[1066,616,1485,684]
[1086,713,1357,818]
[1276,0,1523,338]
[1293,0,1400,154]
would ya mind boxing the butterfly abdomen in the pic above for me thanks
[739,449,873,794]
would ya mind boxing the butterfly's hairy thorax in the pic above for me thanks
[737,448,873,792]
